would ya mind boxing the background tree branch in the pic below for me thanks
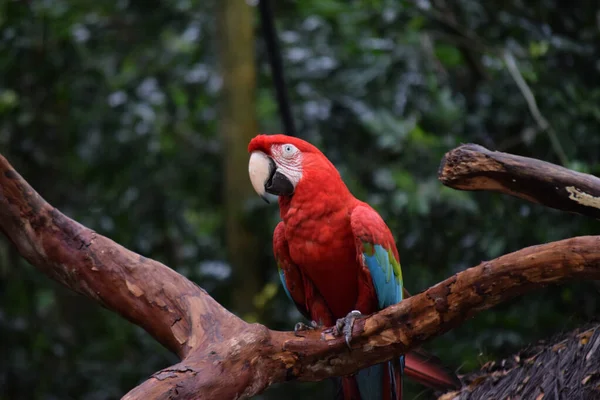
[439,144,600,219]
[2,146,600,398]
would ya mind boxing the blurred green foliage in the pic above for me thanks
[1,0,600,399]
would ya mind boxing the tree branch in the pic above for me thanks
[0,154,243,360]
[120,233,600,399]
[2,147,600,399]
[438,144,600,219]
[501,50,568,164]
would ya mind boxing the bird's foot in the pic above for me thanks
[294,320,319,336]
[332,310,362,349]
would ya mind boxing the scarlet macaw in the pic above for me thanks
[248,134,460,400]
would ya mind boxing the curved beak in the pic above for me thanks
[248,151,294,203]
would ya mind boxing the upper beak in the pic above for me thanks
[248,151,275,203]
[248,151,295,203]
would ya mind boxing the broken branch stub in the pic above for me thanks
[438,143,600,219]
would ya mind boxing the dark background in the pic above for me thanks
[1,1,599,399]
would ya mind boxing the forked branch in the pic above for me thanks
[0,144,598,399]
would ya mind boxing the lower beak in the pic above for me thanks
[265,169,294,197]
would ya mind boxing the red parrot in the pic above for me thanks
[247,134,460,400]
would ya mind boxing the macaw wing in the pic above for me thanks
[350,205,404,400]
[351,205,403,309]
[273,222,310,320]
[351,206,461,396]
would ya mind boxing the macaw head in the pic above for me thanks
[247,134,336,202]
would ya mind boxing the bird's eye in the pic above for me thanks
[282,144,297,157]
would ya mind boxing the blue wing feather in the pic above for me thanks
[362,244,403,308]
[351,206,405,400]
[278,268,294,304]
[359,244,405,400]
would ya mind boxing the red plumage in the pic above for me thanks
[251,134,460,399]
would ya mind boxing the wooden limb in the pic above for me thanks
[0,154,244,360]
[3,150,600,399]
[131,235,600,398]
[121,234,600,399]
[438,143,600,219]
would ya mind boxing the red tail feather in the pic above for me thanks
[336,350,456,400]
[340,377,361,400]
[404,349,461,391]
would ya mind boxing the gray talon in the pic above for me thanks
[334,310,362,348]
[294,320,320,336]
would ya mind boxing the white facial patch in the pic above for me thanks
[272,144,303,187]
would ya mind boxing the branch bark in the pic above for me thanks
[439,143,600,219]
[1,144,600,399]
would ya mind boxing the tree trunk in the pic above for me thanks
[217,0,262,320]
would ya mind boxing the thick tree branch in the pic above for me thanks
[438,143,600,219]
[2,148,600,399]
[0,155,243,359]
[119,233,600,399]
